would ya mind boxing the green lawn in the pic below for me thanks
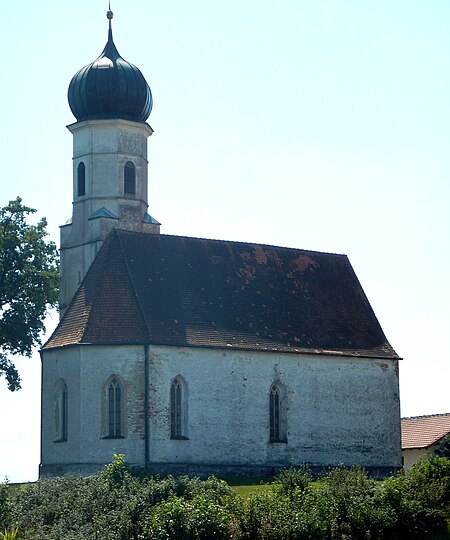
[221,475,273,499]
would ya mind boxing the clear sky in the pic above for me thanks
[0,0,449,483]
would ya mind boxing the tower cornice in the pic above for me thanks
[67,118,153,138]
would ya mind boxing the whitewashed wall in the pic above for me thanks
[41,344,402,475]
[59,119,157,316]
[402,447,431,471]
[148,346,401,471]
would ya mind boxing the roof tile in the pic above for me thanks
[401,413,450,449]
[44,229,399,359]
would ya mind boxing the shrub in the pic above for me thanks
[0,482,11,531]
[243,489,327,540]
[140,493,240,539]
[308,466,397,540]
[272,466,312,498]
[2,457,450,539]
[404,455,450,509]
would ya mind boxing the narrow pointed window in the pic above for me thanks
[124,161,136,195]
[61,384,68,441]
[77,162,86,196]
[108,377,122,438]
[170,376,188,439]
[54,380,68,442]
[269,382,287,443]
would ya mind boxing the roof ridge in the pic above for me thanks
[402,413,450,420]
[114,228,348,258]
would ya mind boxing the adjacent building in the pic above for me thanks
[401,413,450,470]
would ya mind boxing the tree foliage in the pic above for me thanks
[0,197,59,391]
[435,435,450,459]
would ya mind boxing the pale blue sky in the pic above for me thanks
[0,1,449,482]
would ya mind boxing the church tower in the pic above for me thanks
[60,9,159,316]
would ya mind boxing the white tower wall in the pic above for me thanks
[60,119,159,315]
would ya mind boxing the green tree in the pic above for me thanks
[434,434,450,458]
[0,197,59,391]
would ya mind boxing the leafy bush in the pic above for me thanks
[306,466,396,540]
[0,482,11,531]
[2,456,450,539]
[6,459,242,540]
[141,494,240,539]
[404,455,450,509]
[243,489,326,539]
[272,466,312,498]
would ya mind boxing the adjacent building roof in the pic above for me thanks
[44,229,399,359]
[401,413,450,450]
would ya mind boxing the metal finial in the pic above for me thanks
[107,1,113,20]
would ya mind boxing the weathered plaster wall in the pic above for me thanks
[41,347,82,473]
[41,346,146,475]
[41,344,401,476]
[148,346,401,472]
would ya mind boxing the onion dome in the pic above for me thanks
[68,10,152,123]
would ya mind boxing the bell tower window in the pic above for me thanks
[77,162,86,197]
[124,161,136,195]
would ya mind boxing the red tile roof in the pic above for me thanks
[401,413,450,449]
[44,229,399,359]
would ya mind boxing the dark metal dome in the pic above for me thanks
[68,15,152,123]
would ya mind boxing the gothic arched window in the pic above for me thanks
[104,376,125,438]
[269,382,287,443]
[170,376,188,439]
[54,379,68,442]
[124,161,136,195]
[77,162,86,197]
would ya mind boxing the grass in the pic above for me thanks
[221,475,273,499]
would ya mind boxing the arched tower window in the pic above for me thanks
[170,375,188,439]
[269,382,287,443]
[124,161,136,195]
[54,379,68,442]
[77,162,86,197]
[103,375,125,438]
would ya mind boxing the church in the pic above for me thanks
[40,11,402,477]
